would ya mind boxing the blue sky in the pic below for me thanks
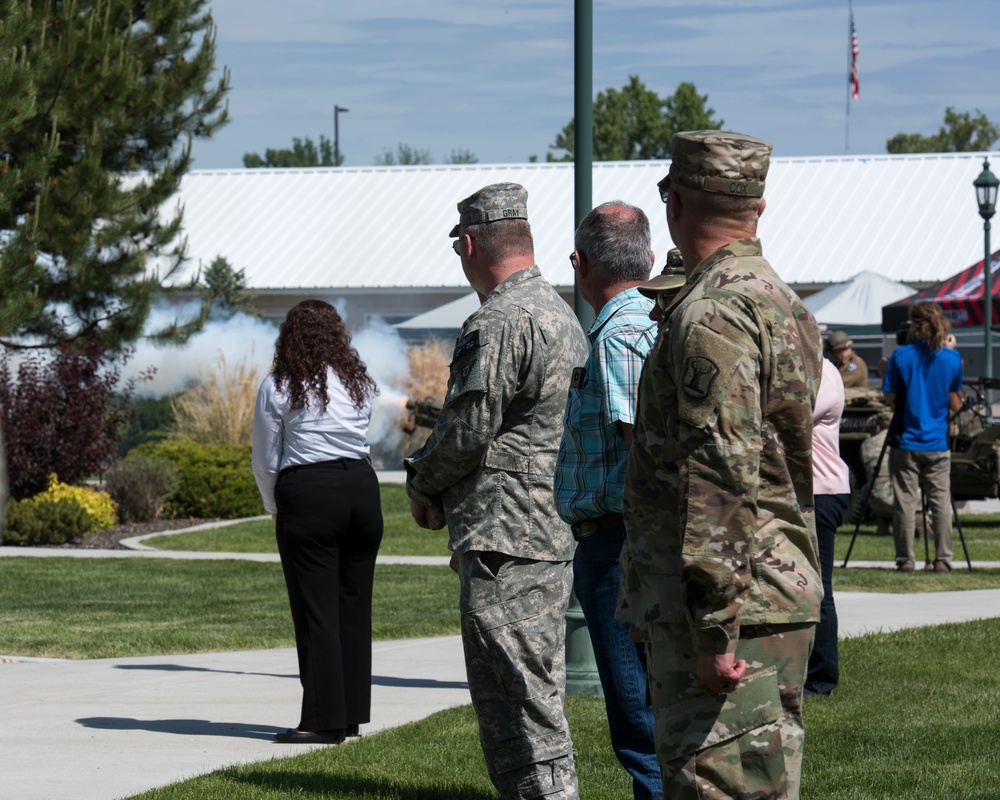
[190,0,1000,170]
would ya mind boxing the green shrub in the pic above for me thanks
[105,456,180,522]
[4,496,91,545]
[38,474,117,531]
[131,440,260,519]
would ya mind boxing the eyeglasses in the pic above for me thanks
[569,252,578,270]
[452,239,462,255]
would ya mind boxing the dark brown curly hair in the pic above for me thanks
[272,300,377,410]
[909,301,951,352]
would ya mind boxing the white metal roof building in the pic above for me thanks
[163,152,995,327]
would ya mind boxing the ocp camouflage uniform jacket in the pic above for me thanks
[405,265,589,561]
[623,238,823,655]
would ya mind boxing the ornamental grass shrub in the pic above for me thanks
[172,353,259,446]
[132,440,259,519]
[105,456,180,522]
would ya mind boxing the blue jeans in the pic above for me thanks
[574,527,661,800]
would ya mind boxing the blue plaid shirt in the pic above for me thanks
[554,287,656,524]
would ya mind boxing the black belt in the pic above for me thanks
[571,513,625,541]
[278,457,369,478]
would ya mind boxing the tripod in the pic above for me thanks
[841,410,974,573]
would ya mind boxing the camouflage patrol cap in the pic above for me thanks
[826,330,853,351]
[657,130,772,198]
[637,248,686,298]
[449,182,529,237]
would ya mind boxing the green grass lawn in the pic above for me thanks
[141,484,451,557]
[125,619,1000,800]
[835,512,1000,564]
[0,559,459,659]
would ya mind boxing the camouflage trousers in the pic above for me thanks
[647,622,814,800]
[457,551,578,800]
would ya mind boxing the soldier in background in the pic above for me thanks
[641,248,686,333]
[554,201,660,800]
[859,411,898,537]
[826,330,869,388]
[623,131,823,800]
[406,183,588,800]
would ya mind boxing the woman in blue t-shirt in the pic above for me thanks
[882,301,964,572]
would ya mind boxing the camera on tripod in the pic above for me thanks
[896,321,911,346]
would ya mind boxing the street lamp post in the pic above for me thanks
[334,105,349,166]
[974,158,999,413]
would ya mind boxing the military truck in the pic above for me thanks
[949,384,1000,500]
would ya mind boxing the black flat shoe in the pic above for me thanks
[274,728,345,744]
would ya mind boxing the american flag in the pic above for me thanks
[850,14,860,101]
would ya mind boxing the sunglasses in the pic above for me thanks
[569,252,578,270]
[452,239,462,255]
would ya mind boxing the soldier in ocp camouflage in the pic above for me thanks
[623,131,824,800]
[405,182,589,800]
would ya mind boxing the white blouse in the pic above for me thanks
[251,369,372,513]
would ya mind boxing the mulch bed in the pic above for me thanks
[3,518,220,550]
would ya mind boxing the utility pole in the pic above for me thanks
[334,105,349,166]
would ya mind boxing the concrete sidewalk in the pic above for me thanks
[4,588,1000,800]
[1,636,470,800]
[2,476,999,800]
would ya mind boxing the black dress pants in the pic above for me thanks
[274,458,383,731]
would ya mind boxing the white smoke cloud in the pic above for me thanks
[125,302,412,448]
[351,316,410,448]
[125,301,278,396]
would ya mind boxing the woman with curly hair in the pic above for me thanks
[252,299,383,744]
[882,301,964,573]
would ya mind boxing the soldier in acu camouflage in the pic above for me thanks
[405,182,589,800]
[622,131,824,800]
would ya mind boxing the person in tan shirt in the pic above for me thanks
[826,330,869,388]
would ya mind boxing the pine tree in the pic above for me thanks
[0,0,230,350]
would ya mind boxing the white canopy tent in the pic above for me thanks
[394,292,480,332]
[803,270,915,328]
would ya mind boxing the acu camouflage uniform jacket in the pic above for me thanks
[405,265,588,561]
[622,238,824,655]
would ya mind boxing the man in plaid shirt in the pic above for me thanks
[554,201,661,800]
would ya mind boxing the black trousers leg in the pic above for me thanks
[805,493,848,696]
[275,461,383,731]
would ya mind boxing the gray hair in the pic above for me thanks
[574,201,652,283]
[463,218,534,263]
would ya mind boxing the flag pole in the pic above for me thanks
[845,0,853,152]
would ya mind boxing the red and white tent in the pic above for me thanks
[882,249,1000,332]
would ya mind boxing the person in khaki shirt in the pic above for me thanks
[826,330,869,387]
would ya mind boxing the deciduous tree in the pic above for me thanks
[547,77,723,162]
[243,135,338,168]
[0,338,141,499]
[375,143,433,166]
[886,107,1000,154]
